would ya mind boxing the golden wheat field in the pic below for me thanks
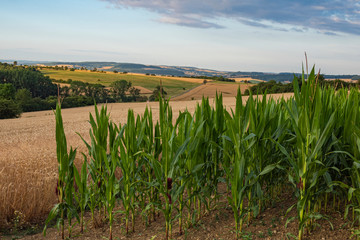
[0,93,293,230]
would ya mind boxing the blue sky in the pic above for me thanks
[0,0,359,74]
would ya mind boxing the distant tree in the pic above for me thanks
[0,64,57,98]
[70,81,87,95]
[113,70,118,74]
[15,88,33,111]
[0,98,22,119]
[0,83,16,99]
[13,61,17,66]
[149,85,167,101]
[129,87,140,101]
[60,86,70,98]
[110,80,132,102]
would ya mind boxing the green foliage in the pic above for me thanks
[110,79,132,101]
[45,65,360,240]
[0,62,57,98]
[0,98,22,119]
[0,83,16,99]
[246,75,356,95]
[149,85,167,101]
[245,80,294,95]
[42,69,200,97]
[44,103,77,239]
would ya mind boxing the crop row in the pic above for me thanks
[47,67,360,240]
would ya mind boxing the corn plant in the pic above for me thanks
[280,67,337,239]
[73,157,89,233]
[78,104,110,225]
[118,110,139,234]
[105,125,123,240]
[43,103,78,239]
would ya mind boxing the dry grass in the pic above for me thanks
[0,93,293,230]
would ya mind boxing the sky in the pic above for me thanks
[0,0,359,74]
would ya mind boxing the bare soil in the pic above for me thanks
[3,185,352,240]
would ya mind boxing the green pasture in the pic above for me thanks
[41,70,201,97]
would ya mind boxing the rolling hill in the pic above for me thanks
[2,60,359,82]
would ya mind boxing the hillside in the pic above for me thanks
[41,69,203,97]
[3,60,359,82]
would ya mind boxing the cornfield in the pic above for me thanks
[44,66,360,240]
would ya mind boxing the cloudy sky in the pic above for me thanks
[1,0,359,74]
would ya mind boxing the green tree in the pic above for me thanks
[110,80,131,102]
[0,98,22,119]
[0,83,16,99]
[149,85,167,101]
[15,88,33,111]
[129,87,140,101]
[0,63,57,98]
[60,86,70,98]
[70,81,86,95]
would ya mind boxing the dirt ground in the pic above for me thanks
[3,184,352,240]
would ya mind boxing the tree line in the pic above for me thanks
[244,75,357,95]
[0,62,166,119]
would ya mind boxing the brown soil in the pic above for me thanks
[3,185,352,240]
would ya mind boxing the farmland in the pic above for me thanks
[1,93,297,239]
[41,69,204,97]
[2,69,360,240]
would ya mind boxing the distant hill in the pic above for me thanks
[1,60,359,82]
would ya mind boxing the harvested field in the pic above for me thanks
[172,82,253,101]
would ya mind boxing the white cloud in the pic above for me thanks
[101,0,360,35]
